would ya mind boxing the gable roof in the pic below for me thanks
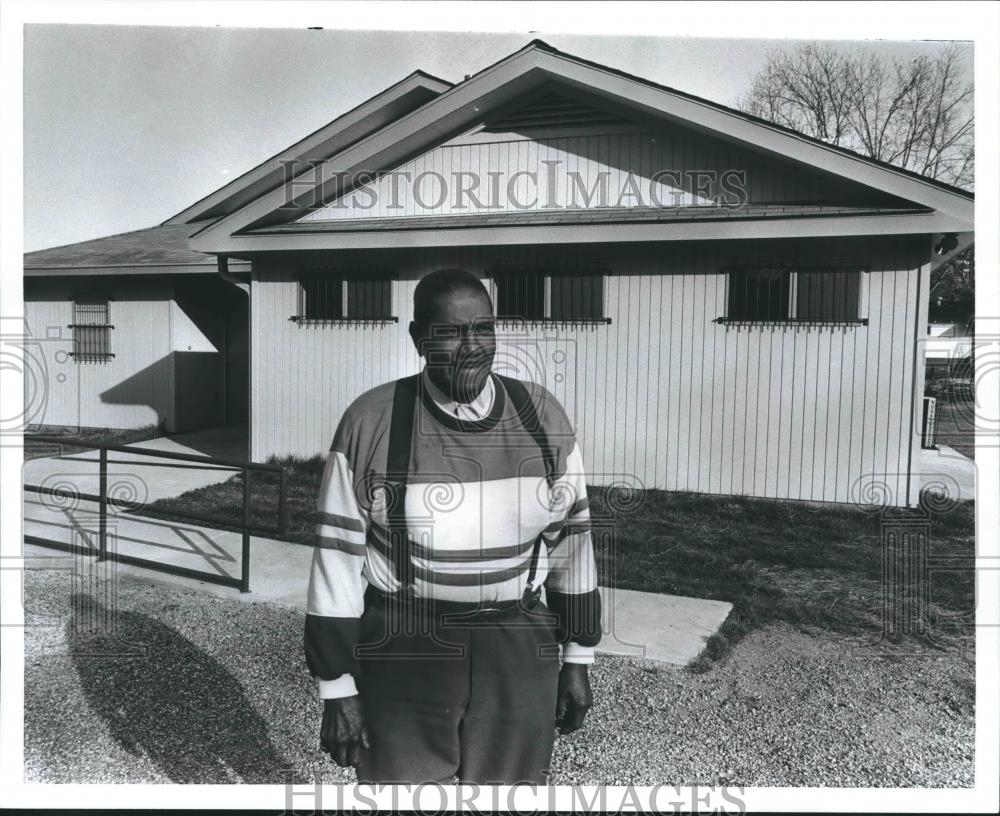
[528,39,974,202]
[187,39,973,255]
[25,39,974,274]
[163,69,453,226]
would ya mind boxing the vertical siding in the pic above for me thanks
[251,236,924,506]
[906,240,932,506]
[301,125,893,222]
[23,279,174,431]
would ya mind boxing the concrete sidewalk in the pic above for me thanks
[23,426,249,506]
[23,426,732,666]
[917,444,976,502]
[22,497,732,666]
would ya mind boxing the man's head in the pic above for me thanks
[409,268,497,403]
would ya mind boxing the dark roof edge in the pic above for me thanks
[531,39,973,201]
[160,69,455,226]
[25,260,216,270]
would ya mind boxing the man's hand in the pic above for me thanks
[555,663,593,734]
[320,695,370,767]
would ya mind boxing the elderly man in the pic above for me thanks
[304,267,601,784]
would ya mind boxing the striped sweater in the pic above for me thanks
[304,367,602,698]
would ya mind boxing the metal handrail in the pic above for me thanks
[24,434,289,593]
[27,434,286,471]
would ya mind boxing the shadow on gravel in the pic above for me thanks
[67,591,301,784]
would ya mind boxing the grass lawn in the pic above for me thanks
[930,397,978,460]
[24,424,164,461]
[587,485,974,670]
[137,454,976,669]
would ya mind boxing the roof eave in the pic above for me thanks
[24,259,252,277]
[188,42,974,255]
[206,211,970,255]
[162,70,454,226]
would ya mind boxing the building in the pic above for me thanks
[23,40,974,507]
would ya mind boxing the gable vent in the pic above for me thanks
[482,92,633,132]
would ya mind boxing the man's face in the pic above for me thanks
[410,286,497,403]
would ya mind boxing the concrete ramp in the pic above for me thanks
[23,497,732,667]
[596,587,732,665]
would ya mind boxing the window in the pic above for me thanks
[69,298,114,362]
[726,268,791,321]
[495,268,545,320]
[718,263,868,325]
[491,265,609,324]
[550,272,605,321]
[293,269,396,323]
[795,270,861,322]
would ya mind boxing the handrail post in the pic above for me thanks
[98,447,108,562]
[278,467,287,537]
[240,465,251,593]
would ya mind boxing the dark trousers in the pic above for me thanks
[355,589,561,785]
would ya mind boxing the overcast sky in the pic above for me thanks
[22,25,972,252]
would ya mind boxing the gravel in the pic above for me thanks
[23,569,974,786]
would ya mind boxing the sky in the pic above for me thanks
[22,25,972,252]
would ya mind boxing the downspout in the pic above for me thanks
[217,255,250,294]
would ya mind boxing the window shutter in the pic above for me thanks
[293,268,396,323]
[726,268,791,321]
[795,270,861,321]
[495,268,545,320]
[550,272,604,320]
[346,277,392,319]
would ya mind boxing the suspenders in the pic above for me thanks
[384,374,420,596]
[497,374,556,602]
[382,372,555,603]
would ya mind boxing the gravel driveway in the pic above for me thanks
[23,568,974,786]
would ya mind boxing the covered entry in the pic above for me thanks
[172,274,249,431]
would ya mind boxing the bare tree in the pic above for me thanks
[739,43,974,190]
[740,42,974,323]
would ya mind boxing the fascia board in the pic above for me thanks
[164,72,453,226]
[210,212,969,255]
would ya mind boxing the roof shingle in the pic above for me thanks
[24,223,213,269]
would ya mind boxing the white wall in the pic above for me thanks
[23,278,175,431]
[251,235,929,507]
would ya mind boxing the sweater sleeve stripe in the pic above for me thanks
[314,534,367,557]
[317,511,366,533]
[543,521,591,548]
[304,445,368,688]
[543,439,601,647]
